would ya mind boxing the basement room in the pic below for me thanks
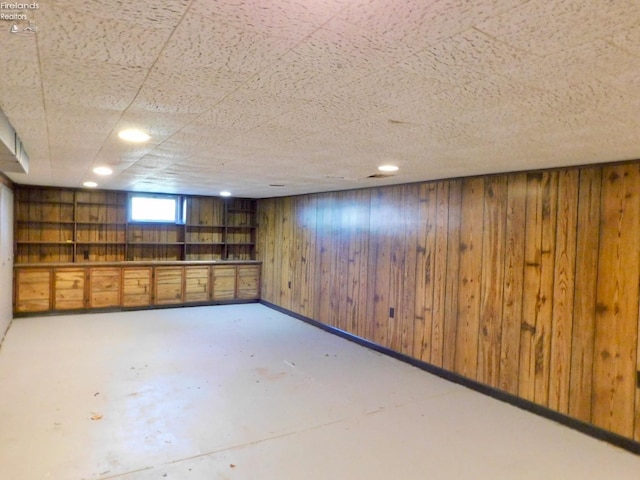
[1,1,640,478]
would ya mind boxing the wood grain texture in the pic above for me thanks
[14,268,51,312]
[592,164,640,437]
[122,267,152,307]
[413,182,437,361]
[548,170,578,414]
[568,167,601,422]
[499,173,527,395]
[455,177,485,379]
[54,268,86,310]
[89,267,121,308]
[256,161,640,442]
[477,176,507,388]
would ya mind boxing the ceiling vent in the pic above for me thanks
[0,109,29,174]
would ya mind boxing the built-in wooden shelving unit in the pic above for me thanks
[14,186,256,263]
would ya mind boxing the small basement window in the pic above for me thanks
[129,194,186,223]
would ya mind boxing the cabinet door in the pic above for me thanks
[185,266,210,303]
[155,266,184,305]
[122,267,152,307]
[89,267,121,308]
[15,268,52,313]
[237,264,260,300]
[212,265,236,300]
[54,268,86,310]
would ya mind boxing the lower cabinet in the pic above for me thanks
[122,267,152,307]
[185,266,210,303]
[54,268,85,310]
[212,265,236,301]
[89,268,121,309]
[14,268,51,313]
[14,262,260,315]
[237,264,260,300]
[155,267,184,305]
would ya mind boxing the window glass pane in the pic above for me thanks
[130,196,176,222]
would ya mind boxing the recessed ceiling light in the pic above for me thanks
[220,191,232,197]
[83,181,98,188]
[378,165,399,172]
[93,166,113,176]
[118,128,150,143]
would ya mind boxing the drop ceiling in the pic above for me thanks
[1,0,640,198]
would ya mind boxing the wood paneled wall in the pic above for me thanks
[256,162,640,442]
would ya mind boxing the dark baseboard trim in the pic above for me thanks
[12,299,260,318]
[260,300,640,456]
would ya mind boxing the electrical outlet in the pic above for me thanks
[389,307,395,318]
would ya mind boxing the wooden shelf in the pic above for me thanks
[16,241,74,245]
[15,186,257,263]
[77,221,127,227]
[186,242,225,245]
[128,242,184,245]
[76,241,126,245]
[186,224,225,228]
[17,220,76,224]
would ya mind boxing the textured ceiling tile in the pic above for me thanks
[45,103,121,131]
[38,5,173,68]
[130,85,223,115]
[338,0,527,47]
[116,111,197,140]
[225,123,317,148]
[41,58,147,110]
[50,0,191,28]
[143,63,248,99]
[158,14,294,74]
[424,28,539,79]
[499,40,639,90]
[309,92,394,124]
[190,0,349,41]
[239,63,341,100]
[194,94,301,131]
[0,55,40,90]
[305,18,414,71]
[475,0,637,56]
[3,0,640,196]
[608,22,640,58]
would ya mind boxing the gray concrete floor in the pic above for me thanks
[0,304,639,479]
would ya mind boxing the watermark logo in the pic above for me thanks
[1,2,39,34]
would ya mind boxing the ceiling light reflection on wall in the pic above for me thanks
[118,128,150,143]
[378,165,399,172]
[93,166,113,175]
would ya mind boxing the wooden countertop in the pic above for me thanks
[15,260,262,268]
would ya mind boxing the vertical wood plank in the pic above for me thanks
[430,180,450,367]
[369,187,393,347]
[454,177,485,379]
[442,179,462,372]
[568,167,601,422]
[348,189,371,339]
[334,192,352,333]
[398,184,419,356]
[519,171,558,405]
[499,173,527,395]
[548,169,578,414]
[316,193,335,327]
[413,182,438,361]
[592,164,640,437]
[477,176,507,388]
[294,195,317,319]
